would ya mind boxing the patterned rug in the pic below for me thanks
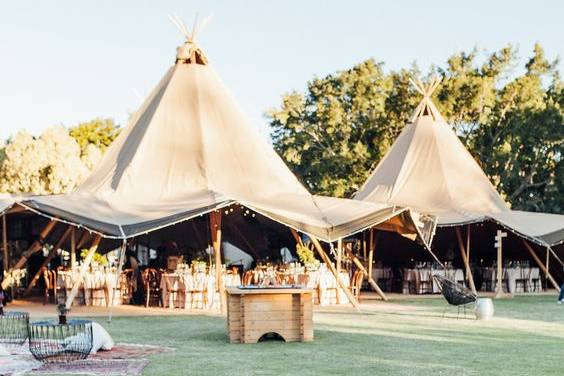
[1,343,173,375]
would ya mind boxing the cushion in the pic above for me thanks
[91,322,114,353]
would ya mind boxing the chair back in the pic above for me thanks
[433,274,477,306]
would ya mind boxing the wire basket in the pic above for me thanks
[0,311,30,347]
[29,319,93,363]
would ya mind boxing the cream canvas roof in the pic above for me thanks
[21,38,428,244]
[355,78,564,246]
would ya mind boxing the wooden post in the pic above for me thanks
[2,214,8,272]
[290,228,303,247]
[70,227,76,269]
[76,230,91,250]
[368,229,374,282]
[65,235,102,308]
[455,227,477,294]
[545,248,549,275]
[466,225,471,262]
[362,232,367,261]
[494,230,507,298]
[336,238,342,304]
[522,239,560,292]
[348,251,388,301]
[1,219,57,289]
[210,211,226,314]
[309,236,359,309]
[24,225,73,295]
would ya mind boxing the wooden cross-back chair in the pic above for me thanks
[350,270,364,300]
[42,269,56,305]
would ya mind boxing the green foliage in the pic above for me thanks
[296,241,319,267]
[80,248,108,265]
[69,118,120,156]
[269,44,563,213]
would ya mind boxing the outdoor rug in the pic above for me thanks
[1,343,173,375]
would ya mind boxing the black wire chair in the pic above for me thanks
[29,319,93,363]
[0,311,30,347]
[433,274,477,319]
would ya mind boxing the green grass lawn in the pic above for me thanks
[90,295,563,376]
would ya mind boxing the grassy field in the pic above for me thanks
[88,295,563,376]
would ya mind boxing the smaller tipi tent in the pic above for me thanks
[355,78,564,248]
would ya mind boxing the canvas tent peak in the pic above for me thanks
[408,76,445,124]
[169,14,211,65]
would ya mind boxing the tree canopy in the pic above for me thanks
[0,119,120,195]
[268,44,563,213]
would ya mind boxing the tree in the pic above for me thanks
[0,126,89,194]
[268,44,563,213]
[69,118,120,156]
[0,118,120,195]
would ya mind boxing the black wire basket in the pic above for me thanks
[0,311,30,347]
[29,319,93,363]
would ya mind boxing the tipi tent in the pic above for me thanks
[17,30,428,245]
[355,78,564,248]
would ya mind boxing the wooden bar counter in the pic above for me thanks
[226,287,313,344]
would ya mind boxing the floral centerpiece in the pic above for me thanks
[296,242,320,271]
[80,249,108,267]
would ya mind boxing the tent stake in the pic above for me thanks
[521,239,560,292]
[2,219,57,289]
[455,227,477,294]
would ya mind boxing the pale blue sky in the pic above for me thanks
[0,0,562,142]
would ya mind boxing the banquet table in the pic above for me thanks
[481,267,541,293]
[402,268,464,294]
[160,272,241,310]
[57,269,124,307]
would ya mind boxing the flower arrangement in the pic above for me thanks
[80,249,108,266]
[191,259,207,273]
[3,269,27,288]
[296,242,320,271]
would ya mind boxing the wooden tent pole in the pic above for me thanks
[309,236,359,309]
[336,238,342,304]
[70,227,76,269]
[24,225,73,296]
[1,219,57,289]
[521,239,560,292]
[466,225,471,262]
[76,230,91,250]
[290,228,303,247]
[2,214,8,272]
[108,240,127,322]
[348,250,388,301]
[455,227,477,294]
[545,248,549,275]
[210,211,226,314]
[362,232,367,261]
[65,234,102,308]
[367,229,374,281]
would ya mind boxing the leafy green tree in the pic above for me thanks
[69,118,120,156]
[269,44,563,213]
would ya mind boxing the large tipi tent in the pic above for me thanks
[17,27,428,245]
[354,78,564,248]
